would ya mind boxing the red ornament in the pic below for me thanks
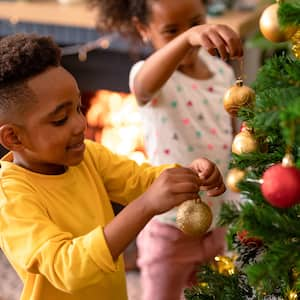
[261,164,300,208]
[237,230,263,247]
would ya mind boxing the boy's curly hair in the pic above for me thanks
[0,33,61,122]
[87,0,151,41]
[0,33,61,86]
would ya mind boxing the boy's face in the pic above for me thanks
[16,66,87,174]
[145,0,206,66]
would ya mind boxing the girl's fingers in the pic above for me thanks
[207,31,228,60]
[218,26,243,57]
[197,33,219,56]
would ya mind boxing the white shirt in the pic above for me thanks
[130,48,238,228]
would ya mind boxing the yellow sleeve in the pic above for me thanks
[86,140,178,206]
[0,190,120,293]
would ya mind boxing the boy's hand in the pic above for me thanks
[189,158,226,197]
[143,167,202,215]
[186,24,243,60]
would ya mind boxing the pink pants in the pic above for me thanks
[137,219,226,300]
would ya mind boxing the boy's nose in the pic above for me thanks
[73,113,87,135]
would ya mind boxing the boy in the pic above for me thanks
[0,33,226,300]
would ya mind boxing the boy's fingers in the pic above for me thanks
[171,180,202,193]
[173,169,202,184]
[199,164,219,183]
[175,193,202,204]
[206,183,226,197]
[197,159,215,179]
[201,175,224,190]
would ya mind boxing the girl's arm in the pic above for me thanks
[133,24,243,105]
[134,32,191,104]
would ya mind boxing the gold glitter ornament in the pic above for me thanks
[176,198,212,236]
[223,79,255,117]
[232,128,258,155]
[226,168,246,193]
[259,3,297,43]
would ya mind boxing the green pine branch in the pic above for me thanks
[251,55,300,91]
[279,1,300,27]
[245,241,300,294]
[184,266,254,300]
[185,8,300,298]
[237,56,300,157]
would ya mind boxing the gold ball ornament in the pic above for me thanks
[232,128,258,155]
[226,168,246,193]
[223,79,255,117]
[259,3,297,43]
[176,199,212,236]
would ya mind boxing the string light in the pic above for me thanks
[60,33,119,62]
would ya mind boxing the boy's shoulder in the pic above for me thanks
[84,139,112,158]
[83,139,125,168]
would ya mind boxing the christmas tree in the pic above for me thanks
[184,1,300,299]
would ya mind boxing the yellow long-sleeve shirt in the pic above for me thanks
[0,139,173,300]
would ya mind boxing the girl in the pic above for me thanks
[89,0,243,299]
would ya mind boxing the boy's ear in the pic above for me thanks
[0,124,24,151]
[132,17,150,43]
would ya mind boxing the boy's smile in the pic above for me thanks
[12,66,87,175]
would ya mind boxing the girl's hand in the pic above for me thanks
[189,158,226,197]
[142,167,202,215]
[186,24,243,60]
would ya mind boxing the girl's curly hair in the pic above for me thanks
[87,0,151,41]
[87,0,207,42]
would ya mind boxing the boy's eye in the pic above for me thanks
[52,116,68,126]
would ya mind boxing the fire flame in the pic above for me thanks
[86,90,147,164]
